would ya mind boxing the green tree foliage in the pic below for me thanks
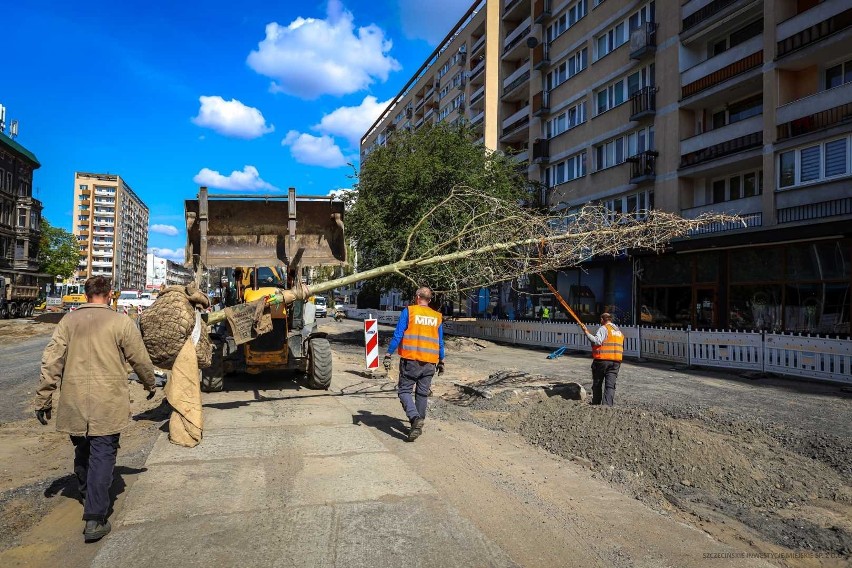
[38,219,78,279]
[347,123,535,294]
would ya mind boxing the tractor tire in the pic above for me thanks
[200,340,225,392]
[8,303,18,318]
[0,305,7,319]
[305,337,332,390]
[24,302,34,317]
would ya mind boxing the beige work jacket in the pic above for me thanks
[36,304,156,436]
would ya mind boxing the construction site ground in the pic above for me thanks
[0,317,849,567]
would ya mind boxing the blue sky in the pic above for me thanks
[4,0,469,261]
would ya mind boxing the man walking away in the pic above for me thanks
[35,276,156,542]
[384,287,445,442]
[581,313,624,406]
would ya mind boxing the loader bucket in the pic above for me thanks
[185,188,346,269]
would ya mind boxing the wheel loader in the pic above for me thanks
[184,187,346,392]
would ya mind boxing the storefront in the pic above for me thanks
[637,237,851,334]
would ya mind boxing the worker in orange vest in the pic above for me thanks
[581,312,624,406]
[384,287,445,442]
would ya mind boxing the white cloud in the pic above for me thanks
[398,0,471,45]
[192,165,278,191]
[191,96,274,139]
[147,247,185,262]
[314,96,392,147]
[150,224,179,236]
[246,0,401,99]
[282,131,347,168]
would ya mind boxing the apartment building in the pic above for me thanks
[0,132,42,274]
[73,172,149,291]
[146,252,193,289]
[361,0,852,333]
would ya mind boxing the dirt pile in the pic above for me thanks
[435,388,852,556]
[0,321,56,340]
[444,337,493,352]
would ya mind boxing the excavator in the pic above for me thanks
[184,187,346,392]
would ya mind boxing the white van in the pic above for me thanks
[314,296,328,318]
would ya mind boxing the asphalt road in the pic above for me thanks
[0,332,51,424]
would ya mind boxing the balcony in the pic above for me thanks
[627,151,659,184]
[513,150,530,163]
[502,66,531,101]
[532,138,550,164]
[470,86,485,107]
[777,101,852,142]
[471,111,485,126]
[629,23,657,60]
[777,80,852,137]
[681,114,762,165]
[532,91,550,117]
[777,197,852,224]
[504,0,526,20]
[471,35,486,55]
[532,43,549,70]
[681,50,762,100]
[682,0,743,34]
[501,114,530,142]
[533,0,551,24]
[503,22,531,60]
[469,58,486,84]
[630,86,657,121]
[777,3,852,59]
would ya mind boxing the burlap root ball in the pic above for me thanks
[140,284,212,370]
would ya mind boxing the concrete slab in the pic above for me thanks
[290,452,435,506]
[334,498,518,568]
[93,506,336,568]
[119,459,296,525]
[203,399,354,429]
[145,428,298,464]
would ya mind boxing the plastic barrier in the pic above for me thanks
[344,312,851,383]
[764,333,852,384]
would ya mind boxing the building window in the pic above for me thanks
[546,101,586,138]
[708,19,763,58]
[546,152,587,186]
[710,94,762,129]
[824,59,852,90]
[603,189,654,221]
[546,48,588,91]
[546,0,587,43]
[710,170,763,204]
[594,126,654,170]
[778,135,851,189]
[594,2,654,61]
[595,64,654,115]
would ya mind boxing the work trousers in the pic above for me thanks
[591,360,620,406]
[70,433,120,521]
[397,358,435,422]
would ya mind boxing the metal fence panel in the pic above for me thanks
[764,333,852,383]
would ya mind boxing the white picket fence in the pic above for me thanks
[344,309,851,385]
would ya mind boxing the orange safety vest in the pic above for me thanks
[592,323,624,362]
[398,304,442,364]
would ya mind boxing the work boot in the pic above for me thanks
[407,418,424,442]
[83,519,111,542]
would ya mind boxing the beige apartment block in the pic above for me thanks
[361,0,852,334]
[73,172,149,291]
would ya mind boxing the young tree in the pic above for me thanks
[206,188,739,325]
[346,122,536,295]
[38,219,78,279]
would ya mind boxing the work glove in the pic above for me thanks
[437,360,445,375]
[383,354,392,372]
[35,408,52,426]
[146,387,157,400]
